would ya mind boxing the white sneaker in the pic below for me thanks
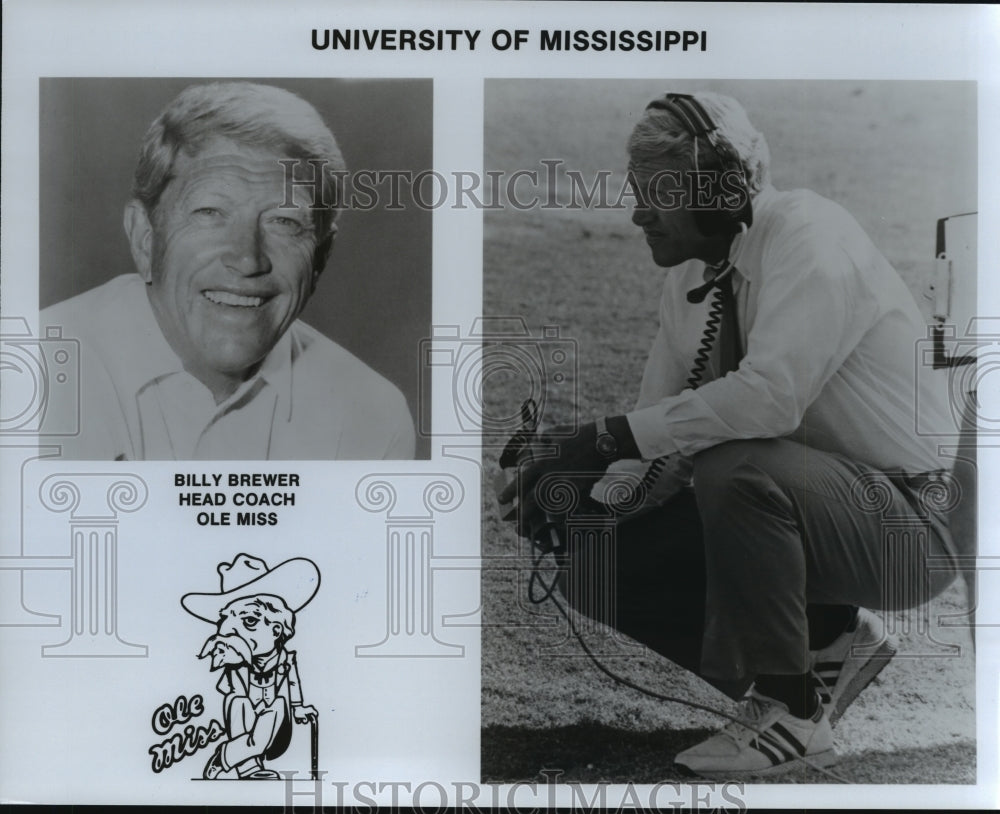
[673,690,836,778]
[811,608,897,726]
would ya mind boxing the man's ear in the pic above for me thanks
[123,200,155,283]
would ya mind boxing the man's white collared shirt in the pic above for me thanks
[626,185,956,475]
[41,274,416,460]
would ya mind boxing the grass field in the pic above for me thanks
[480,80,977,785]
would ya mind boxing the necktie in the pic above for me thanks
[716,272,743,376]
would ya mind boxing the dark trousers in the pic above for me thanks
[555,439,957,696]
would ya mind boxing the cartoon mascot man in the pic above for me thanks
[182,554,320,780]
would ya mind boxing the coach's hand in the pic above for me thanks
[498,421,610,540]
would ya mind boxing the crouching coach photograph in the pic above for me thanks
[484,80,977,784]
[39,78,431,460]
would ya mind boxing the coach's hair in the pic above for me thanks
[627,91,771,196]
[131,82,346,248]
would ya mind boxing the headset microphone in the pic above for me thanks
[686,261,736,304]
[686,278,717,305]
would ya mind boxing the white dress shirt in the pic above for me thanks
[626,184,955,475]
[41,274,416,460]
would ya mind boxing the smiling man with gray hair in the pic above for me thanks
[42,81,415,460]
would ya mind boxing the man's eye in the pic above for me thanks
[266,215,308,236]
[242,617,259,630]
[192,207,223,219]
[626,181,648,206]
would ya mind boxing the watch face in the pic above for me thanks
[596,434,617,457]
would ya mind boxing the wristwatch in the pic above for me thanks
[595,416,619,460]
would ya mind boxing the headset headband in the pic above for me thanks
[645,93,718,141]
[641,92,754,234]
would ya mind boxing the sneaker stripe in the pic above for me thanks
[757,733,798,765]
[751,738,785,766]
[770,722,808,755]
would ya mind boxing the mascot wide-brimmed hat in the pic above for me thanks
[181,553,320,623]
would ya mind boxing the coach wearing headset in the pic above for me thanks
[502,91,960,777]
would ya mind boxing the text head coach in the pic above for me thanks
[42,82,416,461]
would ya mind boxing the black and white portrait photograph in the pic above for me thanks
[38,78,432,460]
[483,79,978,785]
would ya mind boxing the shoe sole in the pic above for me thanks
[827,638,897,726]
[674,748,839,779]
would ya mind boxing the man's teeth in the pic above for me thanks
[204,290,265,307]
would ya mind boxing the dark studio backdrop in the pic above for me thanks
[39,77,433,458]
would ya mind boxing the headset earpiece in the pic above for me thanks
[644,93,753,236]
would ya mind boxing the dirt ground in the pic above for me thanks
[480,80,978,785]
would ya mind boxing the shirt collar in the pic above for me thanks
[731,182,778,283]
[698,185,776,286]
[117,275,294,419]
